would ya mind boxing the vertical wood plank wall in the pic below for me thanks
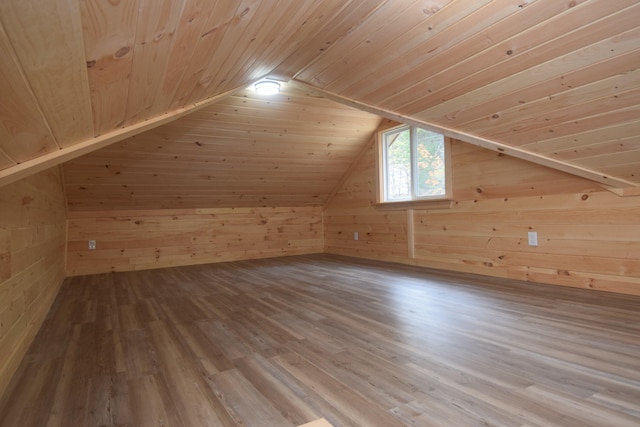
[0,168,67,398]
[66,207,323,276]
[325,139,640,296]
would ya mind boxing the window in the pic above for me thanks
[380,124,450,202]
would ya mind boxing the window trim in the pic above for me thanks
[376,124,452,205]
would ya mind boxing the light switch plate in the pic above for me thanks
[88,240,96,250]
[527,231,538,247]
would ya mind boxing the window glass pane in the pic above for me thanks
[415,128,445,197]
[385,128,411,200]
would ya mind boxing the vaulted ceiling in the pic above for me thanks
[1,0,639,202]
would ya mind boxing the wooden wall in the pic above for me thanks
[67,207,323,276]
[61,85,381,211]
[325,138,640,296]
[0,167,67,398]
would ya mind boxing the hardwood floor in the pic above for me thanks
[1,254,639,426]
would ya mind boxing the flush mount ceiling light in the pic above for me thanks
[254,79,280,95]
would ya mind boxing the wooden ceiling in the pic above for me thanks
[1,0,639,200]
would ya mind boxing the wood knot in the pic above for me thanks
[581,194,589,200]
[492,113,500,119]
[86,59,96,68]
[422,7,439,15]
[114,46,130,58]
[506,49,513,55]
[476,187,483,194]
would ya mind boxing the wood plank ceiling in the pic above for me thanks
[0,0,639,199]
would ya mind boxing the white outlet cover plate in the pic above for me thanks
[527,231,538,247]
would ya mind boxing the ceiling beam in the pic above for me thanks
[599,184,640,197]
[292,80,638,190]
[0,87,241,188]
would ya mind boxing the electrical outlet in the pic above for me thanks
[88,240,96,250]
[527,231,538,247]
[354,231,358,241]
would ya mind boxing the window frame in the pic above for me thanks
[377,124,452,205]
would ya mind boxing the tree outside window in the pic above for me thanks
[382,125,448,202]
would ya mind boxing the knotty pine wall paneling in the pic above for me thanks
[0,167,67,399]
[67,207,323,276]
[324,139,640,296]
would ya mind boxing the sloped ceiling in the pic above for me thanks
[0,0,639,197]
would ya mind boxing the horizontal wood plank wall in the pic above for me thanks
[324,139,640,296]
[67,207,323,276]
[0,167,67,399]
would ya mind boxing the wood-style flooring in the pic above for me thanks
[1,254,639,426]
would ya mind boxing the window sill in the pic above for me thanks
[374,198,453,210]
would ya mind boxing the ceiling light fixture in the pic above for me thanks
[254,80,280,95]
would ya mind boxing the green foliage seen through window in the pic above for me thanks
[383,125,446,201]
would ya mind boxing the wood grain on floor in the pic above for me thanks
[1,254,639,426]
